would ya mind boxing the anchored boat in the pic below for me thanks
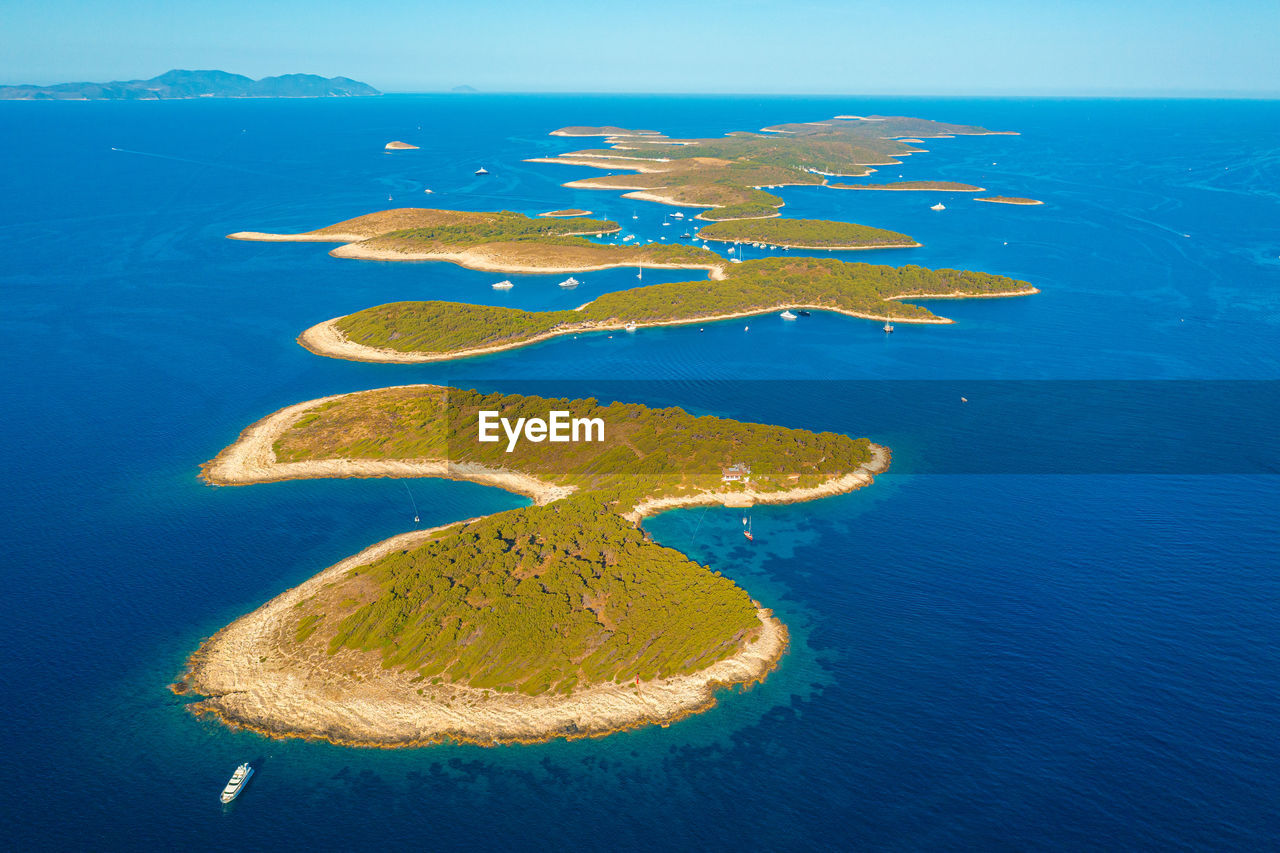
[220,763,254,804]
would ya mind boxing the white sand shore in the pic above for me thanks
[326,242,724,278]
[228,230,366,243]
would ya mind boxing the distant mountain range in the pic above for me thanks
[0,69,381,100]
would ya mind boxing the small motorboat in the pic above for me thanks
[475,166,489,175]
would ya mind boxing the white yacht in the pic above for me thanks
[780,310,797,320]
[625,321,637,333]
[558,276,579,288]
[930,202,946,211]
[220,763,254,804]
[491,280,514,290]
[475,166,489,175]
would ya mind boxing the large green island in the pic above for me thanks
[298,257,1037,364]
[181,385,889,746]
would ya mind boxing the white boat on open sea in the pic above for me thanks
[220,763,253,804]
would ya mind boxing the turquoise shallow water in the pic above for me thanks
[0,94,1277,850]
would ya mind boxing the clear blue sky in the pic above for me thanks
[3,0,1277,96]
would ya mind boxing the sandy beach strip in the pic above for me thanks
[526,157,671,173]
[228,230,365,243]
[325,242,724,277]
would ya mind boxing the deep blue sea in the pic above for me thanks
[1,95,1277,850]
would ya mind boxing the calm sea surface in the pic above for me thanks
[0,94,1277,850]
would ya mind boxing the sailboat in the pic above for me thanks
[883,322,895,333]
[636,266,643,280]
[743,515,754,542]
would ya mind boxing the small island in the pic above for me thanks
[297,257,1037,364]
[533,114,1013,220]
[538,209,592,217]
[829,181,985,192]
[227,207,724,276]
[384,141,419,151]
[696,218,919,250]
[976,196,1044,205]
[550,126,663,137]
[181,385,890,745]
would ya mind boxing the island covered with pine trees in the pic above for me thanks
[180,385,888,745]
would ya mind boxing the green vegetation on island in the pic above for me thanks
[315,497,762,694]
[326,257,1036,360]
[696,218,918,249]
[538,114,1009,218]
[258,384,877,695]
[273,385,871,501]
